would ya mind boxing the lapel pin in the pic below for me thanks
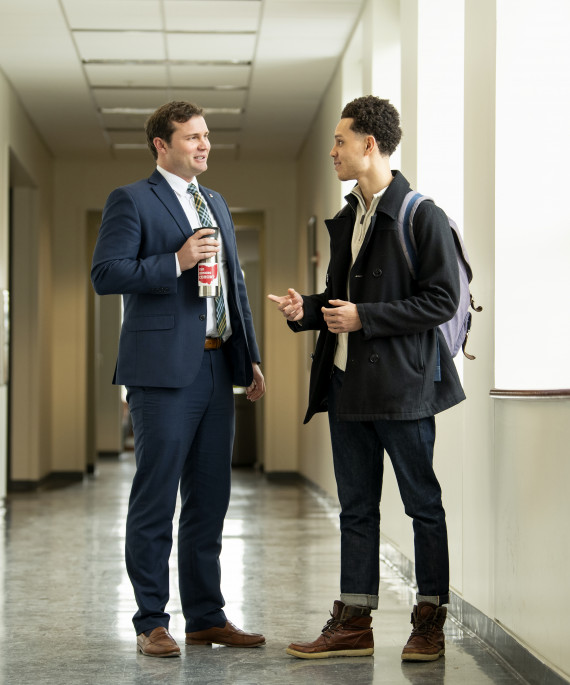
[209,194,213,198]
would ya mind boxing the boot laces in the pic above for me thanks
[321,614,343,635]
[410,612,441,638]
[410,620,431,636]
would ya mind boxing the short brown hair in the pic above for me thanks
[341,96,402,157]
[145,101,204,160]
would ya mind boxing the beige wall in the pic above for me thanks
[51,154,299,476]
[0,68,54,490]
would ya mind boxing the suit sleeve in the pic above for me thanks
[357,202,460,338]
[91,186,178,295]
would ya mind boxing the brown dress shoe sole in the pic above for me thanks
[286,646,374,659]
[137,644,181,658]
[186,636,265,647]
[401,648,445,661]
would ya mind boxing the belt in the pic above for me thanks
[204,337,223,350]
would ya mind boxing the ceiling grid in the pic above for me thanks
[0,0,365,160]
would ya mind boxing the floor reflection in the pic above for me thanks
[0,455,526,684]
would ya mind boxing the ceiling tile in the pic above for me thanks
[101,112,149,130]
[164,0,261,32]
[169,64,250,88]
[167,32,256,62]
[199,111,244,129]
[74,30,166,61]
[0,0,367,160]
[169,88,246,108]
[108,129,148,145]
[209,130,241,146]
[84,64,169,87]
[92,88,171,109]
[62,0,162,30]
[261,0,362,40]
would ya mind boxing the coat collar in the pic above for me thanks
[343,170,411,221]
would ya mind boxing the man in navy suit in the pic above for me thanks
[92,101,266,657]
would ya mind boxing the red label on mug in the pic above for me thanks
[198,263,218,285]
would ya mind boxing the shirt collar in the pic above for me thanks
[156,165,196,196]
[349,184,388,213]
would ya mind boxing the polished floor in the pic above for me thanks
[0,454,527,685]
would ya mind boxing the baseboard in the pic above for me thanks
[380,540,569,685]
[8,471,84,493]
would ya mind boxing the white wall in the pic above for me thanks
[294,0,570,679]
[495,0,570,390]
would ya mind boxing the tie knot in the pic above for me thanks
[187,183,199,197]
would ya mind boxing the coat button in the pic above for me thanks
[369,353,379,363]
[199,314,206,321]
[373,268,382,277]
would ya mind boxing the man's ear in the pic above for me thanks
[364,135,376,154]
[153,137,167,154]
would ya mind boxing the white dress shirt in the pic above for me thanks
[156,165,232,340]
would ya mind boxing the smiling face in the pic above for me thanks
[330,117,370,182]
[154,116,211,181]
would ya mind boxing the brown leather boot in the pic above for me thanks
[401,602,447,661]
[286,600,373,659]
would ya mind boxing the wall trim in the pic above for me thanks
[8,471,84,493]
[490,389,570,400]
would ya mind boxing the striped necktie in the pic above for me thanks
[187,183,227,338]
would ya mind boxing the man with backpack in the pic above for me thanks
[268,96,466,661]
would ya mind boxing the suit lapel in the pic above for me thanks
[148,170,193,240]
[199,185,236,265]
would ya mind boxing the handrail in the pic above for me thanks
[489,388,570,399]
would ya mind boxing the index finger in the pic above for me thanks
[193,228,216,238]
[267,294,284,304]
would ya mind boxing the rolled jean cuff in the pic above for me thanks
[340,593,379,610]
[417,593,449,606]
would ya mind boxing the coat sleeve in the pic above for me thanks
[286,290,329,333]
[357,202,460,338]
[91,186,178,296]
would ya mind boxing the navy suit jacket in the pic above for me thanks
[91,169,260,388]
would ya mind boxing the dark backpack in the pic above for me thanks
[397,191,482,360]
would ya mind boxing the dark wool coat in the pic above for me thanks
[292,171,466,423]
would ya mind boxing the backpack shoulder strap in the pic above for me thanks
[397,191,432,278]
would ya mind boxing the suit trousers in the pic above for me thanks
[125,346,235,635]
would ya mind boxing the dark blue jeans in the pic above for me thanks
[328,368,449,608]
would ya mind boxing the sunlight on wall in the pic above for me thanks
[495,0,570,389]
[416,0,465,376]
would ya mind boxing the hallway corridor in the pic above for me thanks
[1,455,527,685]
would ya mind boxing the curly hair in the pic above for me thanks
[145,101,204,160]
[341,96,402,156]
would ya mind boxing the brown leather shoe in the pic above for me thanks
[401,602,447,661]
[136,627,181,658]
[286,600,373,659]
[185,620,265,648]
